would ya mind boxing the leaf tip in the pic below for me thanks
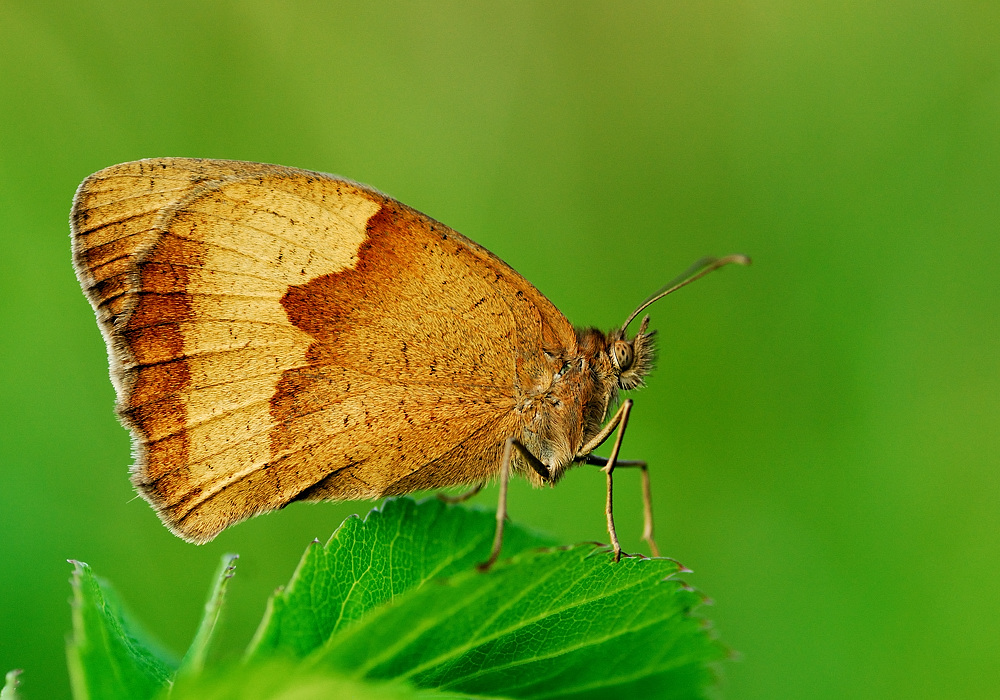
[3,669,22,686]
[653,558,692,577]
[324,513,362,546]
[67,560,91,591]
[1,669,22,700]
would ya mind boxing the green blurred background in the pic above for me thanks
[2,2,998,698]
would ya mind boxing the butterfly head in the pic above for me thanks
[606,315,655,391]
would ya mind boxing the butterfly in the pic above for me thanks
[71,158,747,568]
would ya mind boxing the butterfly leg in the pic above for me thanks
[585,455,659,557]
[577,400,635,562]
[438,483,484,504]
[477,437,549,572]
[585,455,660,557]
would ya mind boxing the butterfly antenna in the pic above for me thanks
[621,254,751,332]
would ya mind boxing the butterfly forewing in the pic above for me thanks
[71,158,576,542]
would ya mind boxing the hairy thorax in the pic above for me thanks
[514,326,621,486]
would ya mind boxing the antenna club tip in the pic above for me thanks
[723,254,752,267]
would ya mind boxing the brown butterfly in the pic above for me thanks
[71,158,748,568]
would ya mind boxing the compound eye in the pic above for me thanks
[611,340,634,372]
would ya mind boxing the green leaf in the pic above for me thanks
[312,545,725,700]
[247,497,554,660]
[66,560,176,700]
[165,659,467,700]
[64,499,724,699]
[177,554,239,678]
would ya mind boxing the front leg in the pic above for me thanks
[577,399,635,562]
[585,454,659,557]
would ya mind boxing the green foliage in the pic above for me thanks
[66,562,176,700]
[166,660,466,700]
[248,497,553,659]
[65,499,724,699]
[315,545,724,699]
[176,555,239,678]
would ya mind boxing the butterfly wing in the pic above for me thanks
[72,158,576,542]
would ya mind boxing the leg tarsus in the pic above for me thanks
[598,400,635,563]
[606,465,623,561]
[587,448,659,557]
[637,463,660,557]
